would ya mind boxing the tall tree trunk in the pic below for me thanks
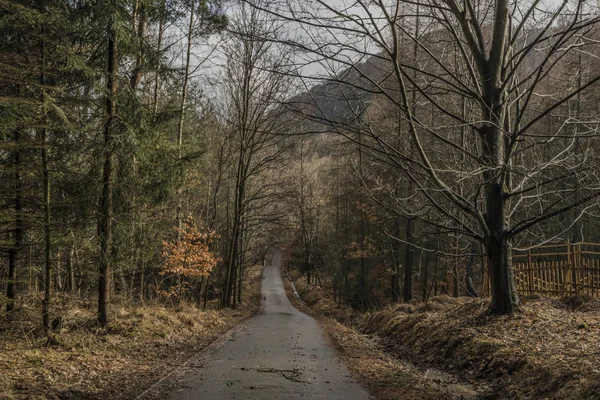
[40,84,55,343]
[391,216,401,302]
[403,217,414,303]
[357,132,367,307]
[98,15,118,325]
[223,172,244,308]
[237,218,245,304]
[401,4,419,304]
[27,245,33,292]
[453,98,467,298]
[231,263,237,308]
[203,273,210,310]
[343,195,349,306]
[480,87,517,311]
[486,182,518,312]
[299,144,311,284]
[139,259,145,302]
[130,0,146,90]
[40,106,52,333]
[66,245,75,294]
[482,0,519,314]
[152,0,166,115]
[453,236,460,297]
[176,0,195,239]
[480,107,519,313]
[55,250,62,292]
[422,244,431,301]
[434,236,440,296]
[223,55,249,308]
[197,276,205,305]
[570,11,583,243]
[7,129,23,314]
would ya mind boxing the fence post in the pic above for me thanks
[570,244,578,294]
[577,243,582,295]
[594,258,598,297]
[528,249,533,294]
[563,242,571,294]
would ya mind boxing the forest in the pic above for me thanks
[1,0,600,399]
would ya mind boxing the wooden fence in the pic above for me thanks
[483,242,600,298]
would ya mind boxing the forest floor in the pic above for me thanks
[0,265,263,400]
[284,270,600,400]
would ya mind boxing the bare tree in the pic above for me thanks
[219,2,294,307]
[247,0,600,313]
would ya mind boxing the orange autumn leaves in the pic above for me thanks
[345,238,376,259]
[161,219,220,278]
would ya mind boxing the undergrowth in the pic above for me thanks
[0,265,262,400]
[289,271,600,400]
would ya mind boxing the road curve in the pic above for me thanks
[162,250,373,399]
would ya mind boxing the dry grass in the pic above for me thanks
[284,273,485,399]
[0,265,263,400]
[319,317,485,400]
[357,295,600,399]
[287,271,600,400]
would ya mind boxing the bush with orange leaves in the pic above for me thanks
[161,220,220,279]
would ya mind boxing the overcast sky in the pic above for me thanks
[189,0,598,100]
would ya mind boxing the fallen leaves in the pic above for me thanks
[288,271,600,400]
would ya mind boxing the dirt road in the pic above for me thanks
[160,250,373,399]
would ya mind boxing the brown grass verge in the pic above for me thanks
[283,272,486,400]
[0,265,262,400]
[285,270,600,400]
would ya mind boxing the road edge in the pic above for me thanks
[136,266,265,400]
